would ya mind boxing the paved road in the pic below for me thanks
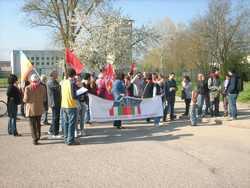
[0,90,250,188]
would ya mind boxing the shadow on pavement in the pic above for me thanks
[79,119,194,145]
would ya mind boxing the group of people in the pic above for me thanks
[6,67,241,145]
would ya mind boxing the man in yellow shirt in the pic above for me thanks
[61,68,78,145]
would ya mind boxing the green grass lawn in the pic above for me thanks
[238,82,250,103]
[0,78,8,88]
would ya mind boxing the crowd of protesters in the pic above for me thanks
[6,67,242,145]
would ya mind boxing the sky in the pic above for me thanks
[0,0,208,61]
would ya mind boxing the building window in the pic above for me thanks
[36,57,39,60]
[41,57,44,60]
[51,62,54,65]
[56,57,59,60]
[47,57,50,60]
[47,62,50,65]
[51,57,54,60]
[41,62,44,65]
[31,57,34,60]
[37,62,40,66]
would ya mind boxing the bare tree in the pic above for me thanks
[203,0,250,74]
[22,0,104,48]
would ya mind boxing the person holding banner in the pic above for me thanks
[75,75,87,137]
[111,72,125,129]
[125,75,138,97]
[142,73,162,127]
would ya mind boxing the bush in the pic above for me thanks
[238,82,250,102]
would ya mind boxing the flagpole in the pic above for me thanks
[33,68,41,81]
[64,48,68,79]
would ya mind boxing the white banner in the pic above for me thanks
[89,94,163,122]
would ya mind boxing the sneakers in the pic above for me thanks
[80,130,87,137]
[47,131,52,135]
[75,131,78,138]
[49,135,63,139]
[154,122,163,127]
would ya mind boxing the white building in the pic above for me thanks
[11,50,64,77]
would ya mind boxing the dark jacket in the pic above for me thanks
[197,80,208,95]
[47,79,61,108]
[165,79,177,97]
[7,85,22,117]
[143,81,161,98]
[41,82,48,111]
[227,74,238,94]
[126,83,136,97]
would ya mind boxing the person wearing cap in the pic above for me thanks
[23,74,47,145]
[60,68,78,145]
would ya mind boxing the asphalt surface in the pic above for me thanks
[0,91,250,188]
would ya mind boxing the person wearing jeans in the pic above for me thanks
[47,71,61,137]
[61,108,77,144]
[60,68,78,145]
[196,73,209,117]
[182,76,192,116]
[228,94,238,119]
[226,70,239,120]
[40,75,49,125]
[111,72,125,129]
[190,90,199,126]
[75,75,87,137]
[163,73,177,121]
[7,74,22,136]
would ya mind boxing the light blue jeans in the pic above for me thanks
[154,117,161,125]
[76,103,87,131]
[190,104,198,126]
[8,117,17,135]
[41,111,48,124]
[228,94,238,119]
[61,108,77,144]
[197,94,205,116]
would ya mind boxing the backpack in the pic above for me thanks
[236,76,244,92]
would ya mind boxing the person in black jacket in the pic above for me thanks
[7,74,22,136]
[47,71,61,137]
[40,75,49,125]
[226,69,239,120]
[142,73,162,126]
[163,72,177,121]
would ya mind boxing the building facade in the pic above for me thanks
[11,50,64,78]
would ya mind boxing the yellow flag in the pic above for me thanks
[20,51,33,81]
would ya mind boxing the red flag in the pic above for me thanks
[65,48,84,74]
[103,63,115,92]
[130,63,136,74]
